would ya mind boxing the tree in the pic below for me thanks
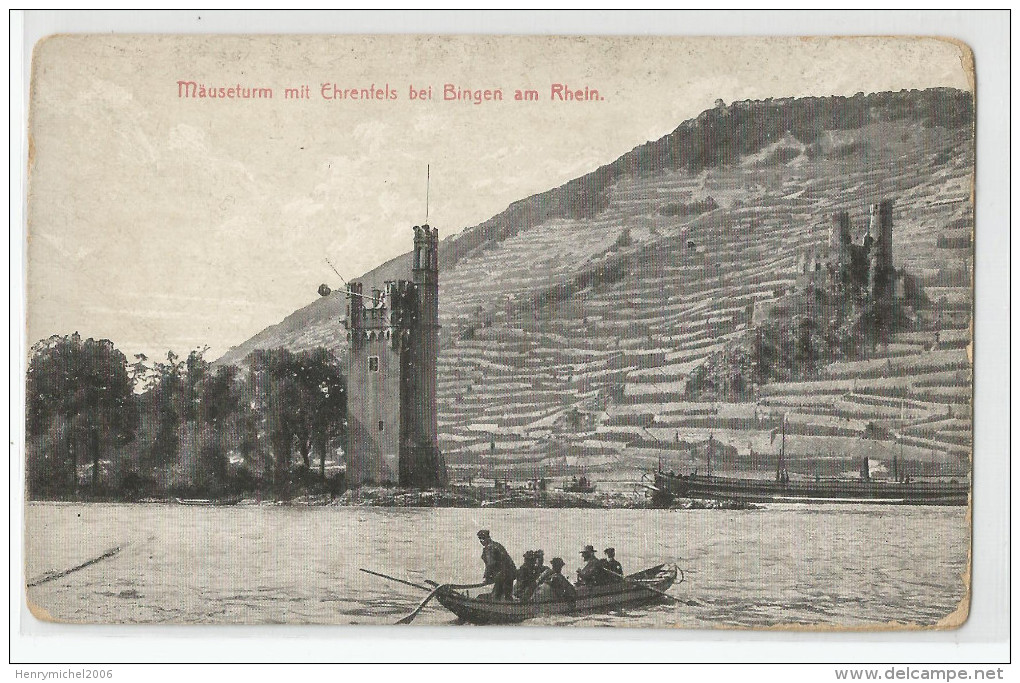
[247,348,346,487]
[147,351,186,468]
[297,349,347,481]
[795,317,817,371]
[246,348,301,498]
[26,333,138,495]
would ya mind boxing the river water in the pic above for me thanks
[24,502,968,629]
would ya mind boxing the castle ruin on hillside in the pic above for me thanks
[343,225,448,488]
[755,199,900,339]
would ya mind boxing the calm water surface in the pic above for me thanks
[24,503,968,628]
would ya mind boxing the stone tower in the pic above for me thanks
[827,210,853,295]
[344,225,447,488]
[866,200,895,344]
[401,225,446,488]
[867,200,895,307]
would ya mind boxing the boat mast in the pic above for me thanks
[706,433,713,477]
[776,413,787,482]
[895,398,903,482]
[893,433,900,483]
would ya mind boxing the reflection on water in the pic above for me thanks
[24,503,968,627]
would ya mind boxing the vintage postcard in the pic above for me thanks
[23,34,975,630]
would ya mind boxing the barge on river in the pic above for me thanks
[651,417,968,506]
[652,470,968,506]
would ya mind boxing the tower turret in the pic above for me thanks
[401,224,446,488]
[867,200,894,303]
[827,211,852,296]
[867,200,895,344]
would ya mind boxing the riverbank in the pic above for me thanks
[280,486,757,509]
[32,487,758,510]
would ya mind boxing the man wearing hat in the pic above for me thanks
[534,557,576,602]
[603,547,623,580]
[576,544,608,587]
[477,530,517,601]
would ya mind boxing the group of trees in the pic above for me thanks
[26,334,347,501]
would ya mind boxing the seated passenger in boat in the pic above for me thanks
[516,550,551,602]
[603,547,623,581]
[525,550,550,601]
[576,544,612,587]
[513,551,537,601]
[533,550,549,576]
[532,557,576,602]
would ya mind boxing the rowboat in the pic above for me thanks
[434,563,679,624]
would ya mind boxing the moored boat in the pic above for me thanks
[651,417,969,506]
[174,496,243,506]
[434,563,678,624]
[653,470,969,506]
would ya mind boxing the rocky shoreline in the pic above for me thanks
[55,487,760,510]
[289,486,759,510]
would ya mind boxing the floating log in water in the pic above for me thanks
[27,545,124,587]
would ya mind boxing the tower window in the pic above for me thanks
[378,421,385,432]
[368,356,379,372]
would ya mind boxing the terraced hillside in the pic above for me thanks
[220,89,974,483]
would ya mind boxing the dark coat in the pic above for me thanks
[481,540,517,582]
[577,556,607,586]
[514,561,548,599]
[538,571,577,601]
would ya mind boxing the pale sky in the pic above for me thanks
[25,35,971,361]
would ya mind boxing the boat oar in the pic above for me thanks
[395,584,448,624]
[359,568,432,592]
[606,570,679,603]
[395,579,491,625]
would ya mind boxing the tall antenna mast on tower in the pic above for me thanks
[425,164,430,222]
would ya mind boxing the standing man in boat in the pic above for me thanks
[477,529,516,601]
[603,547,623,579]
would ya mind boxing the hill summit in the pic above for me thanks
[219,88,974,482]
